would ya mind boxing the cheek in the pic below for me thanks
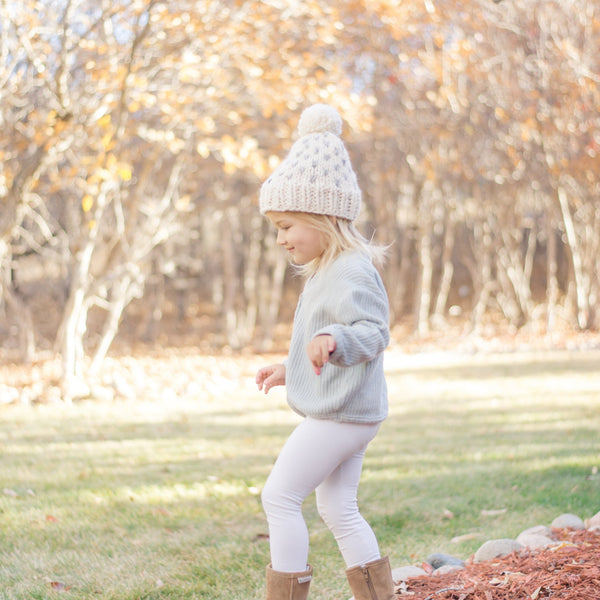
[315,232,327,251]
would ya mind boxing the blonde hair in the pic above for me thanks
[276,212,388,278]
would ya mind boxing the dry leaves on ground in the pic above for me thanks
[398,529,600,600]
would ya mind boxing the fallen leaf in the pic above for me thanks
[49,581,71,591]
[531,585,542,599]
[46,515,58,522]
[550,541,578,552]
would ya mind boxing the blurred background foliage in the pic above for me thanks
[1,0,599,396]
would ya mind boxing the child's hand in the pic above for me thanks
[307,335,336,375]
[256,363,286,394]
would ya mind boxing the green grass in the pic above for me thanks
[1,350,599,599]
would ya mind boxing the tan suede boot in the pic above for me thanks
[265,564,312,600]
[345,556,396,600]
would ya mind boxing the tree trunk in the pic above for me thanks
[495,260,522,327]
[390,181,423,324]
[58,238,95,402]
[545,219,559,335]
[0,259,35,362]
[432,215,455,325]
[90,275,134,375]
[256,226,288,351]
[220,209,240,349]
[557,186,589,329]
[237,211,262,347]
[415,223,433,336]
[142,271,166,343]
[470,220,494,334]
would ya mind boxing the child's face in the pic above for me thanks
[267,212,326,264]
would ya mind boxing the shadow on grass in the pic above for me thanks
[2,351,600,599]
[2,415,296,492]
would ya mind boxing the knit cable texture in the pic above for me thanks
[284,250,389,424]
[259,104,362,220]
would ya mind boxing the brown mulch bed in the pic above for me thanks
[397,529,600,600]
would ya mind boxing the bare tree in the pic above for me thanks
[2,0,599,398]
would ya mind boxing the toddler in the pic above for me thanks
[256,104,396,600]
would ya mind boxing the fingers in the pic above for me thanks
[255,368,269,390]
[256,367,276,392]
[256,364,285,394]
[307,335,336,375]
[262,375,276,394]
[311,346,328,373]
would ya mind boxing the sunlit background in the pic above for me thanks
[1,0,599,399]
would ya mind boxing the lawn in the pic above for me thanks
[0,349,599,600]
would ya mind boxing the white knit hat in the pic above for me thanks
[259,104,361,221]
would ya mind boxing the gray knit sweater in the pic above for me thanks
[285,250,389,423]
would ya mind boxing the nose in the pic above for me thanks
[276,229,286,246]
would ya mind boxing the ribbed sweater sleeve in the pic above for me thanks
[284,250,389,423]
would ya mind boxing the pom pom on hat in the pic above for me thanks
[297,104,342,137]
[259,104,361,221]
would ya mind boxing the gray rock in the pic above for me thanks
[551,513,585,530]
[474,539,523,563]
[518,525,552,538]
[391,565,428,583]
[586,510,600,531]
[426,553,465,570]
[515,532,554,551]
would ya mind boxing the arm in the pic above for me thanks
[315,273,389,368]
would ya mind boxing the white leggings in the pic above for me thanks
[261,417,381,572]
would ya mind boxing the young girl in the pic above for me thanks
[256,104,396,600]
